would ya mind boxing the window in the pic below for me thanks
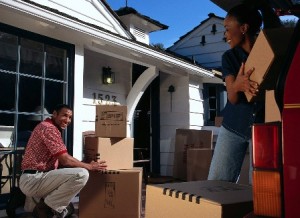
[211,24,217,34]
[203,83,226,126]
[201,35,206,46]
[0,23,74,150]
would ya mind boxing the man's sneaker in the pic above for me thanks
[52,202,75,218]
[32,199,53,218]
[65,202,75,217]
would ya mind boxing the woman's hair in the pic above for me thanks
[227,4,262,36]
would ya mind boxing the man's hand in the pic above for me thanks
[58,153,107,171]
[89,160,107,171]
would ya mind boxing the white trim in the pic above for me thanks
[90,0,129,37]
[1,0,213,78]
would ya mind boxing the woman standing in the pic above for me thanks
[207,3,281,183]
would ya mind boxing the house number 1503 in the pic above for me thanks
[93,92,117,104]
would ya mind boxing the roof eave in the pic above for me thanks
[1,0,213,78]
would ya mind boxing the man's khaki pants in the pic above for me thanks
[19,168,89,215]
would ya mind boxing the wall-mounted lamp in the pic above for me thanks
[168,85,175,112]
[102,66,115,84]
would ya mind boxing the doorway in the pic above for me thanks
[132,64,160,175]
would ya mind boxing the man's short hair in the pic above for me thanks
[53,104,72,113]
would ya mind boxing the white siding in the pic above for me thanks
[169,17,230,69]
[159,73,205,176]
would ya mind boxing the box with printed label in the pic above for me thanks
[95,105,127,138]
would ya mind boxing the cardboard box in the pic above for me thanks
[186,148,213,181]
[214,116,223,127]
[238,153,250,185]
[95,105,127,138]
[173,129,213,181]
[265,90,281,122]
[79,168,142,218]
[84,137,133,170]
[245,28,294,102]
[145,180,253,218]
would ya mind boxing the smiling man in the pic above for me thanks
[19,104,107,218]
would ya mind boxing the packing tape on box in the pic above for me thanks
[96,170,120,174]
[163,188,202,204]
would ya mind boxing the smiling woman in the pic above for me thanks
[207,3,281,184]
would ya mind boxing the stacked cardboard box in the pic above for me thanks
[173,129,213,181]
[79,168,142,218]
[186,148,213,181]
[173,128,250,183]
[95,105,127,138]
[84,137,133,170]
[84,105,133,170]
[80,105,141,218]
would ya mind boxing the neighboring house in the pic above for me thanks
[0,0,221,201]
[168,13,229,126]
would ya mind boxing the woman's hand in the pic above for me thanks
[235,63,259,96]
[225,63,259,104]
[89,160,107,171]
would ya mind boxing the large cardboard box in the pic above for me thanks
[146,180,253,218]
[186,148,213,181]
[173,129,213,181]
[79,168,142,218]
[95,105,127,138]
[84,137,133,170]
[245,28,294,102]
[265,90,281,122]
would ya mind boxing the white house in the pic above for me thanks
[0,0,221,198]
[168,13,229,126]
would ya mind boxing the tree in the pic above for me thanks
[151,43,165,50]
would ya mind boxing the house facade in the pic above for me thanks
[0,0,222,203]
[168,13,229,125]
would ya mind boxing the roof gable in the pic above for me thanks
[115,7,168,32]
[22,0,131,38]
[168,13,224,49]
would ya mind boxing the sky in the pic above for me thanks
[105,0,227,48]
[105,0,298,48]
